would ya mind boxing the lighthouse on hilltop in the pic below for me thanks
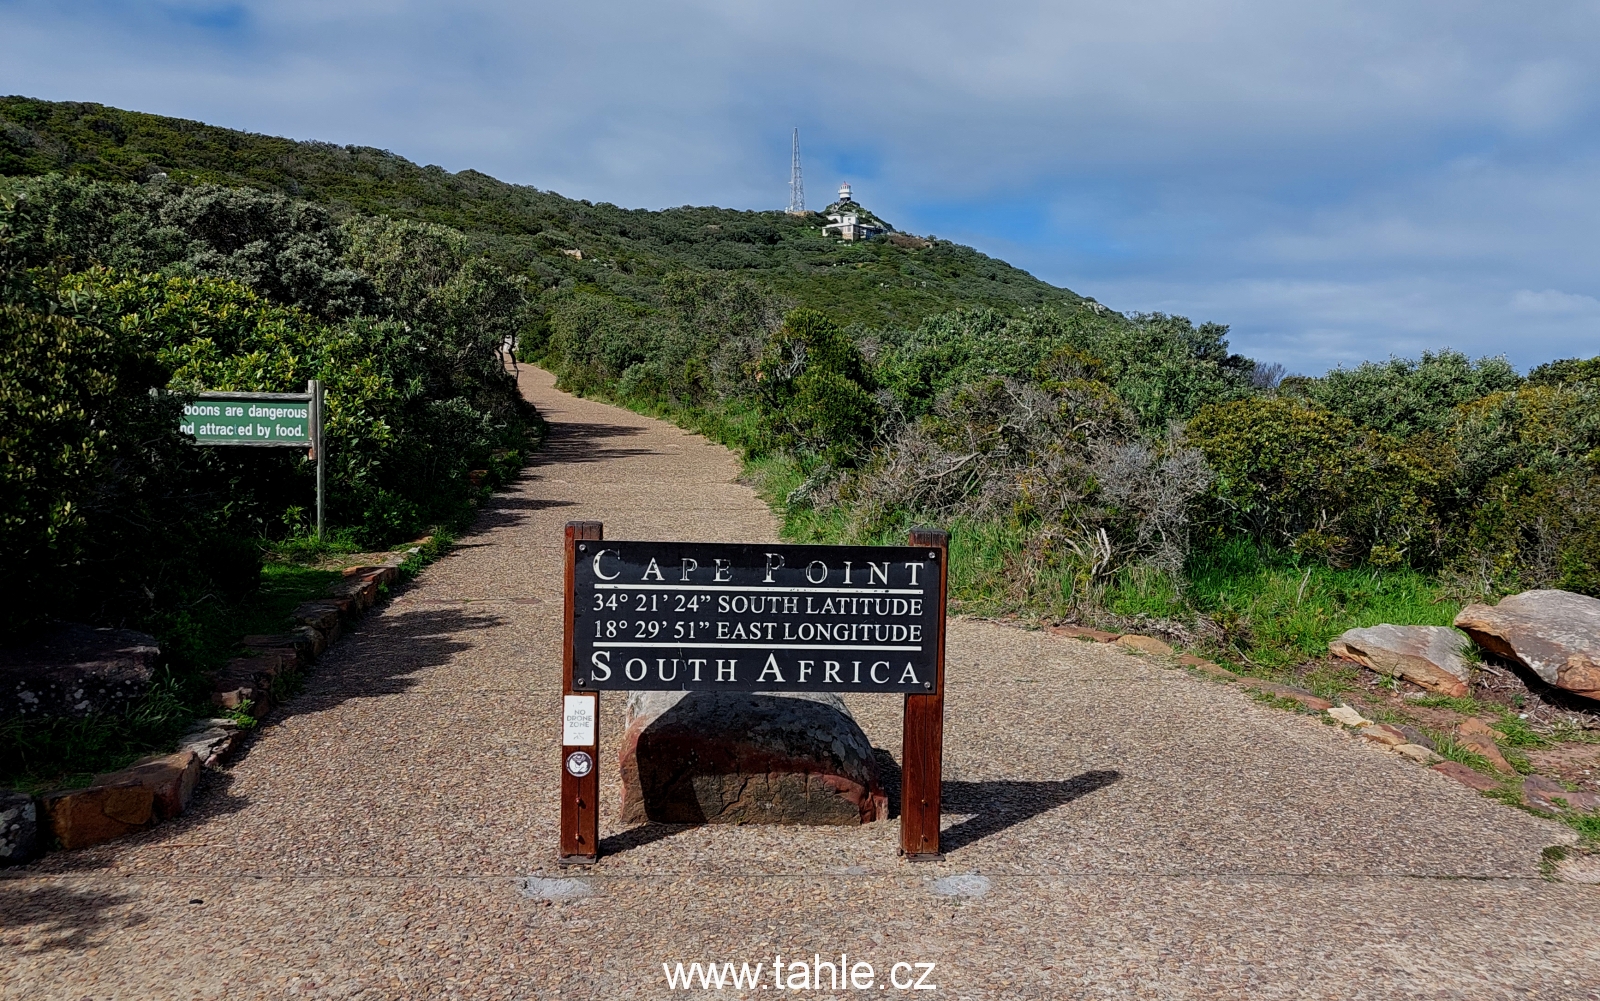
[822,181,884,242]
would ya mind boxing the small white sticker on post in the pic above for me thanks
[563,694,597,747]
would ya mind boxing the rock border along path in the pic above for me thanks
[3,366,1598,1000]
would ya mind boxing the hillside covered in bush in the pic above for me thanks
[4,95,1598,685]
[0,97,1095,335]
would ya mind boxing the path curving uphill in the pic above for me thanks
[4,366,1597,999]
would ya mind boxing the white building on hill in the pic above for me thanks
[822,181,885,241]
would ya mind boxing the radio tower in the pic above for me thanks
[786,128,806,215]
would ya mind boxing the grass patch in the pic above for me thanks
[1109,537,1457,671]
[1558,809,1600,844]
[1430,733,1499,774]
[1407,695,1555,749]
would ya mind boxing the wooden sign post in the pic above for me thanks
[558,522,949,865]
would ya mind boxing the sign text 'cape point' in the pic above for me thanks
[572,542,940,693]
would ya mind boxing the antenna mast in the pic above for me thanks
[787,128,806,215]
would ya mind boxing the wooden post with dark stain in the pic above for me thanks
[901,526,948,861]
[560,520,604,864]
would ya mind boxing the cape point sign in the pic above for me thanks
[572,541,941,693]
[559,522,951,865]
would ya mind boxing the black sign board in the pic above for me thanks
[572,541,940,693]
[559,524,950,865]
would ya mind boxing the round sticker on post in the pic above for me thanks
[565,751,593,778]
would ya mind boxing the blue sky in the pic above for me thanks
[3,0,1597,373]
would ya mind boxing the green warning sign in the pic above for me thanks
[179,393,313,447]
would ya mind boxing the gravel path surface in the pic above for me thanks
[4,365,1597,999]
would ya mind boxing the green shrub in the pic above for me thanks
[0,302,257,637]
[756,309,878,466]
[1186,397,1440,565]
[1087,313,1256,429]
[1527,354,1600,388]
[1305,350,1521,437]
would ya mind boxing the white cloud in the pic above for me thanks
[1510,289,1600,316]
[2,0,1599,370]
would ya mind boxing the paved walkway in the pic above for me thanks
[4,366,1598,999]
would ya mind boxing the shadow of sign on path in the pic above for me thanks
[594,753,1119,859]
[0,881,140,954]
[873,748,1121,853]
[937,773,1121,853]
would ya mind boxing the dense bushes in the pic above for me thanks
[754,309,878,466]
[1298,350,1521,437]
[1,174,539,645]
[1186,397,1440,566]
[529,255,1600,611]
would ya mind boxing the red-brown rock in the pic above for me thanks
[1454,726,1514,774]
[327,576,379,611]
[1328,625,1471,697]
[343,564,399,587]
[1362,723,1410,746]
[290,601,344,636]
[1242,679,1334,711]
[241,626,324,661]
[1523,774,1600,812]
[1455,590,1600,700]
[41,781,153,849]
[619,691,887,826]
[94,751,199,821]
[1431,761,1501,792]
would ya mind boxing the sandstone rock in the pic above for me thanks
[1327,706,1372,727]
[1394,743,1441,764]
[1242,680,1334,711]
[1522,774,1600,812]
[1178,654,1238,680]
[1431,761,1501,792]
[210,652,293,711]
[1050,625,1121,643]
[95,751,200,821]
[180,719,245,767]
[1,791,40,866]
[1361,723,1409,746]
[343,564,399,587]
[241,626,324,662]
[1453,724,1514,774]
[290,601,344,639]
[41,781,153,850]
[1454,590,1600,700]
[1115,634,1174,656]
[327,576,379,611]
[0,623,159,718]
[1457,717,1506,741]
[1397,724,1436,750]
[619,691,887,826]
[1327,625,1471,697]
